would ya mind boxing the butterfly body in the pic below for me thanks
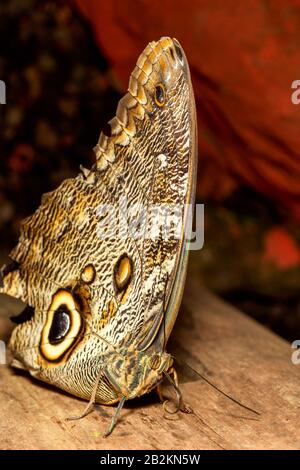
[0,37,197,421]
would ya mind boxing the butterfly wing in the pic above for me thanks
[0,37,197,400]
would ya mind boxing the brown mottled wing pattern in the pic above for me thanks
[0,37,197,403]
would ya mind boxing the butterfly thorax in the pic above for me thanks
[104,348,173,401]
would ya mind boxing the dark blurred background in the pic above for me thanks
[1,0,300,340]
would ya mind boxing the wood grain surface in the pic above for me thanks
[0,270,300,450]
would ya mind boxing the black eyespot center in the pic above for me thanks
[155,84,165,107]
[48,305,71,344]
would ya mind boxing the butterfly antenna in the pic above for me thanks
[177,359,261,416]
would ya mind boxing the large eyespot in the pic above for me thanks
[40,289,83,362]
[154,84,166,107]
[114,254,132,292]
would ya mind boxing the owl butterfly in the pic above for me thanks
[0,37,197,436]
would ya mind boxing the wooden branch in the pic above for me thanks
[0,272,299,450]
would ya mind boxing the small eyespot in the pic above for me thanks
[114,254,132,291]
[155,84,166,107]
[81,264,96,284]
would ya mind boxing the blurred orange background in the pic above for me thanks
[75,0,300,220]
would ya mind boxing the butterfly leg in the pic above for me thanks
[66,368,102,421]
[103,396,126,438]
[165,367,193,414]
[66,398,96,422]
